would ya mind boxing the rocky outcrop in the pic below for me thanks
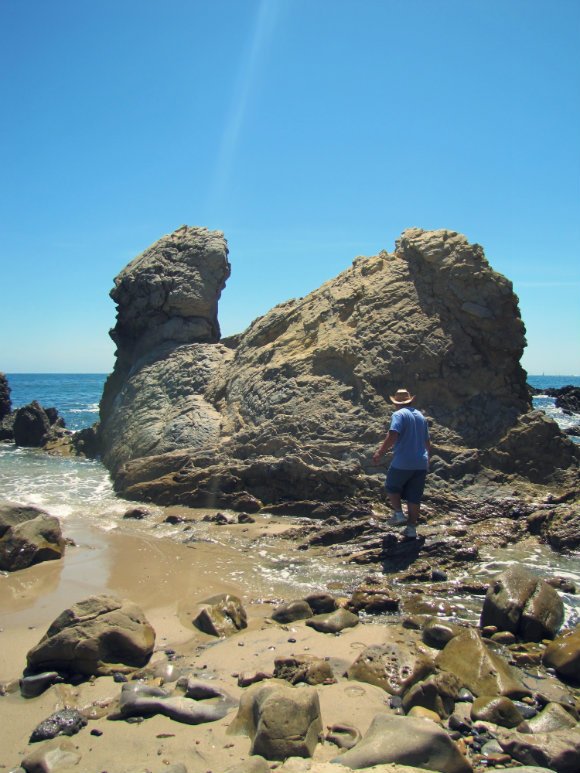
[0,372,10,419]
[99,226,231,473]
[97,226,579,510]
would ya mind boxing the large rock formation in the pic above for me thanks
[98,226,579,510]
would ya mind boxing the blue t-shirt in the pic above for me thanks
[389,407,429,470]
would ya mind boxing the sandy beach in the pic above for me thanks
[0,509,421,772]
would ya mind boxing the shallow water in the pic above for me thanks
[1,442,579,634]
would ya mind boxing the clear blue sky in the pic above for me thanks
[1,0,578,375]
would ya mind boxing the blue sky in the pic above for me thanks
[1,0,578,375]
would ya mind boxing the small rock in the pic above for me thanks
[30,708,87,742]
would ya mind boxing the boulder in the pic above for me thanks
[331,713,473,772]
[480,564,564,641]
[542,625,580,682]
[347,640,436,696]
[96,227,578,509]
[272,599,313,624]
[228,680,322,760]
[525,702,578,734]
[304,591,339,613]
[273,654,335,685]
[191,593,247,637]
[422,617,464,649]
[0,501,52,536]
[305,608,359,634]
[436,628,530,699]
[13,401,51,447]
[402,672,463,719]
[26,595,155,676]
[497,727,580,773]
[470,695,525,728]
[0,513,65,572]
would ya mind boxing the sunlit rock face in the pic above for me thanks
[97,226,578,509]
[99,226,231,473]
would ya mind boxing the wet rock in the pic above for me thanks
[436,628,530,699]
[422,617,464,649]
[117,680,235,724]
[305,608,359,634]
[303,592,338,614]
[545,507,580,552]
[542,625,580,682]
[271,599,313,624]
[123,507,150,520]
[402,671,463,718]
[407,705,442,722]
[13,401,51,447]
[497,726,580,772]
[30,708,87,742]
[273,655,335,685]
[26,595,155,677]
[228,680,322,760]
[520,671,578,715]
[345,577,400,614]
[470,695,525,728]
[524,702,578,734]
[20,738,82,773]
[347,640,436,696]
[480,564,564,641]
[0,513,65,572]
[19,671,62,699]
[192,593,247,637]
[331,713,473,772]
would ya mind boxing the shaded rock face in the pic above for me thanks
[98,226,578,509]
[0,372,10,419]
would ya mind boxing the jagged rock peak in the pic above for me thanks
[109,225,231,362]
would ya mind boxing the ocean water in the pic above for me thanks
[1,373,579,619]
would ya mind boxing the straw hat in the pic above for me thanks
[389,388,415,406]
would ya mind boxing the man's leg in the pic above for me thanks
[402,471,427,536]
[388,491,403,513]
[407,501,420,526]
[385,468,407,525]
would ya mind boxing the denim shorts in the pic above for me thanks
[386,467,427,504]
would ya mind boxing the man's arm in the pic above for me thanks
[372,430,398,465]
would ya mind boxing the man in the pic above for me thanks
[372,388,431,538]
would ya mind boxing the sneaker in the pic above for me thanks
[388,511,407,527]
[403,524,417,539]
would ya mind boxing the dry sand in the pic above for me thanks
[0,511,431,773]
